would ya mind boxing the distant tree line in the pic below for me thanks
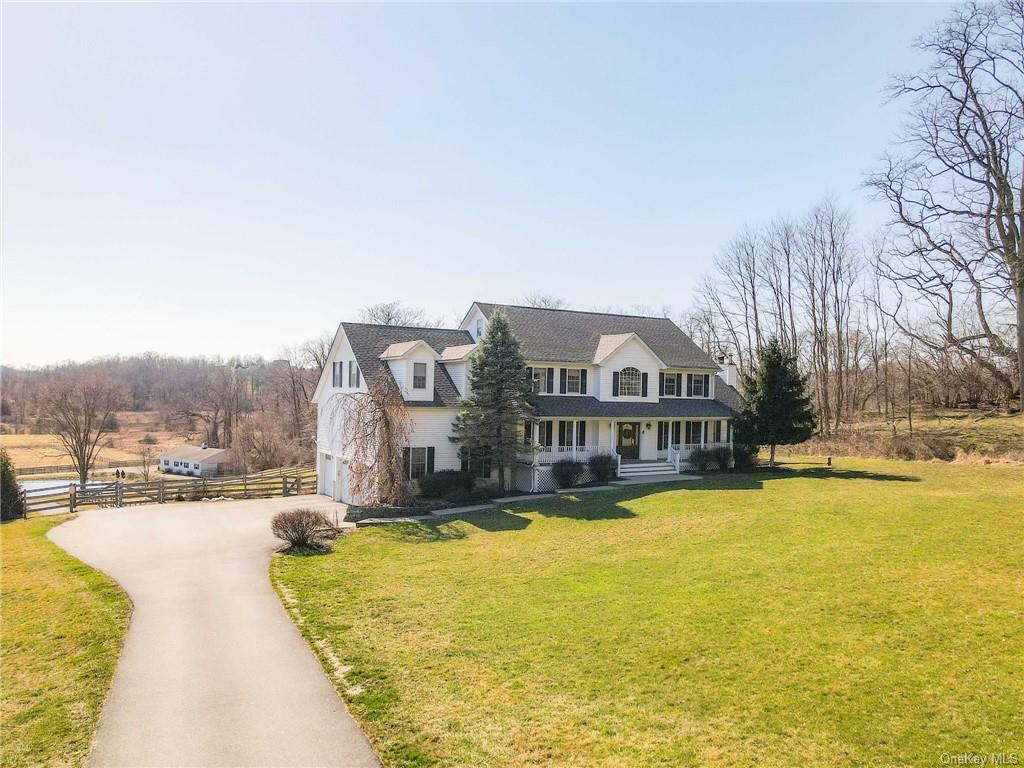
[1,333,332,475]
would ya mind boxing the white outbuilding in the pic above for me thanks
[158,445,231,477]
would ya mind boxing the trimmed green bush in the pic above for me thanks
[711,446,733,470]
[689,448,713,472]
[551,459,585,488]
[732,443,758,470]
[587,453,618,482]
[418,470,475,499]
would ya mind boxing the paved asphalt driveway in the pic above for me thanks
[49,496,380,768]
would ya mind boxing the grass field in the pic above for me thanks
[1,517,131,767]
[272,458,1024,768]
[1,411,191,474]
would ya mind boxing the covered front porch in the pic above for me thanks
[520,417,732,469]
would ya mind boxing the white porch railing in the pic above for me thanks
[526,444,606,464]
[671,442,731,461]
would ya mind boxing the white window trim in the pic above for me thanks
[412,362,427,390]
[619,367,641,397]
[566,368,581,394]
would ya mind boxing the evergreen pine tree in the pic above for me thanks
[452,312,534,491]
[741,338,816,467]
[1,448,27,521]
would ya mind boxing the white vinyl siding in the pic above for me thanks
[597,338,660,402]
[404,409,462,472]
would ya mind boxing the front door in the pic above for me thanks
[616,422,640,460]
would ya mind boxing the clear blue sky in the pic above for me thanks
[2,2,951,367]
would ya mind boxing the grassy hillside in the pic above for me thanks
[778,410,1023,462]
[1,517,131,767]
[1,411,191,474]
[273,458,1024,768]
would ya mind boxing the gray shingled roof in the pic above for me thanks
[531,395,738,419]
[713,381,745,413]
[341,323,474,407]
[475,303,719,369]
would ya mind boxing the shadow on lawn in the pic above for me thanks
[369,465,921,543]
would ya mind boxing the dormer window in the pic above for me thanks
[618,367,641,397]
[413,362,427,389]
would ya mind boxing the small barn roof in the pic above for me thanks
[159,446,231,463]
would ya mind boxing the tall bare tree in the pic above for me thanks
[521,292,568,309]
[38,374,126,485]
[357,301,441,327]
[867,0,1022,408]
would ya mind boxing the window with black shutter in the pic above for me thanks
[580,369,587,394]
[524,420,534,445]
[576,421,586,445]
[659,372,665,396]
[612,371,620,396]
[546,367,554,393]
[641,372,648,397]
[703,374,711,397]
[560,368,567,394]
[558,420,568,447]
[686,374,694,397]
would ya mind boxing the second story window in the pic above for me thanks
[348,360,361,388]
[531,367,552,394]
[566,369,580,393]
[413,362,427,389]
[664,375,677,396]
[688,373,708,397]
[476,319,484,339]
[618,367,641,397]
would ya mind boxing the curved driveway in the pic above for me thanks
[49,496,380,768]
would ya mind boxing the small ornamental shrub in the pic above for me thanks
[417,470,475,499]
[442,487,476,504]
[732,443,758,470]
[711,446,733,470]
[101,413,121,432]
[271,508,336,549]
[551,459,585,488]
[140,433,158,445]
[689,448,713,472]
[587,453,618,482]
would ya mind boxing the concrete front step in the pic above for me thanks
[618,462,676,477]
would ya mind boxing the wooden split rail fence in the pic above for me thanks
[21,464,317,517]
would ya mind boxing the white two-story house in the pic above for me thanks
[311,302,742,501]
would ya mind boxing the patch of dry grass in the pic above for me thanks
[779,409,1023,463]
[1,411,191,472]
[273,457,1024,768]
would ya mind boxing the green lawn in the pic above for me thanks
[272,458,1024,768]
[1,517,130,768]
